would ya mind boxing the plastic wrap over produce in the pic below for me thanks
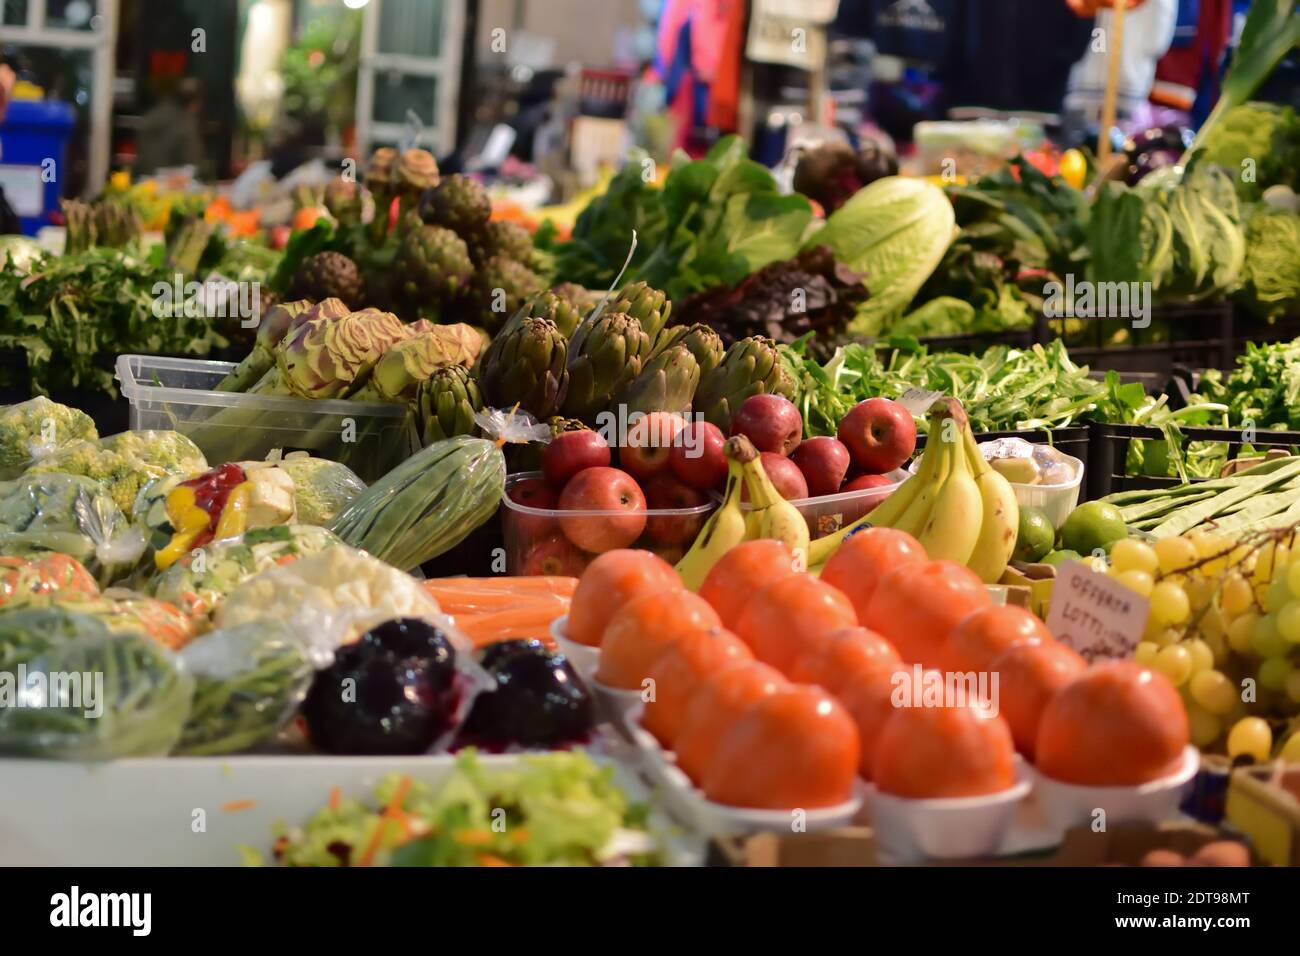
[0,397,99,480]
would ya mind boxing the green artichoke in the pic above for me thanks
[216,298,348,393]
[468,256,544,335]
[560,310,652,424]
[607,281,672,341]
[469,219,534,267]
[613,344,700,418]
[419,173,491,238]
[477,316,569,420]
[547,416,588,437]
[324,180,363,228]
[394,149,440,215]
[255,309,408,400]
[652,323,724,377]
[348,329,477,403]
[364,147,399,243]
[526,290,586,339]
[415,365,484,445]
[288,251,365,308]
[693,335,796,432]
[394,225,474,313]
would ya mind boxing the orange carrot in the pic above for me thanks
[328,787,341,811]
[356,776,412,867]
[222,799,257,813]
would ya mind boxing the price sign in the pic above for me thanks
[1045,560,1150,662]
[897,387,945,417]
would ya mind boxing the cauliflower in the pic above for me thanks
[0,397,98,479]
[276,454,366,526]
[27,430,208,512]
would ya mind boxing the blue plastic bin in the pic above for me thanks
[0,99,77,235]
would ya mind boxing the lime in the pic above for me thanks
[1013,507,1056,563]
[1060,501,1128,557]
[1041,549,1083,567]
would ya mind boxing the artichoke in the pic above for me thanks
[216,298,348,393]
[652,323,724,377]
[477,316,569,419]
[394,224,474,313]
[364,147,399,242]
[349,328,478,403]
[415,365,484,445]
[469,219,534,267]
[613,344,701,418]
[288,251,365,308]
[394,149,440,212]
[551,282,601,315]
[607,281,672,341]
[256,309,408,400]
[526,290,586,339]
[468,255,544,334]
[324,180,364,229]
[419,173,491,239]
[560,311,652,424]
[693,335,796,432]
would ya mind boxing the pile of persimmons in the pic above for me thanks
[566,528,1191,811]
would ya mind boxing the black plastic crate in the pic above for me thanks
[906,328,1036,354]
[1087,419,1300,500]
[1035,301,1235,374]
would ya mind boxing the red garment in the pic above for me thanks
[707,0,746,130]
[1152,0,1231,109]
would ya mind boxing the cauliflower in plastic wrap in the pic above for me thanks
[276,454,367,526]
[26,430,208,512]
[0,397,98,480]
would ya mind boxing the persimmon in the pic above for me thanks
[595,590,720,690]
[837,664,913,779]
[943,605,1053,674]
[732,573,857,674]
[1036,660,1189,786]
[674,661,789,783]
[989,641,1086,761]
[821,527,926,619]
[699,539,797,628]
[640,628,754,746]
[566,549,681,646]
[859,560,991,668]
[873,701,1017,798]
[788,625,901,695]
[702,685,859,809]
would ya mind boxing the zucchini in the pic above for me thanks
[328,435,505,571]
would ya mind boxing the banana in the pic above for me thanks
[915,424,982,564]
[733,435,811,569]
[675,456,748,589]
[963,427,1020,583]
[894,430,953,539]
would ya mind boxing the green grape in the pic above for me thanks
[1116,569,1154,598]
[1227,717,1272,762]
[1184,639,1214,673]
[1134,641,1159,666]
[1156,536,1197,575]
[1252,614,1289,658]
[1112,539,1158,576]
[1282,733,1300,762]
[1150,581,1191,626]
[1221,572,1254,617]
[1288,560,1300,600]
[1189,669,1237,716]
[1187,705,1222,749]
[1227,610,1258,655]
[1285,669,1300,705]
[1278,600,1300,643]
[1265,576,1293,614]
[1154,644,1193,686]
[1258,657,1295,692]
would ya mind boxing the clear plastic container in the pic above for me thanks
[115,354,414,482]
[501,471,716,576]
[740,468,909,540]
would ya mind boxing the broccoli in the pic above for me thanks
[26,430,208,512]
[0,397,98,480]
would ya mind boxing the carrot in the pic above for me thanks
[424,576,577,598]
[221,799,257,813]
[328,787,341,811]
[456,608,561,647]
[476,854,515,867]
[356,776,412,867]
[453,829,495,847]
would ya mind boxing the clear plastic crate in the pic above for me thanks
[115,354,414,482]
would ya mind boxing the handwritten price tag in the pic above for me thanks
[897,387,945,417]
[1045,560,1150,662]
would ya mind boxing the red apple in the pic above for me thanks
[507,476,558,540]
[837,398,917,474]
[541,429,610,490]
[642,473,709,546]
[839,473,896,524]
[558,466,647,553]
[669,420,727,490]
[520,534,588,576]
[620,411,686,480]
[742,452,809,503]
[729,394,803,456]
[790,436,851,498]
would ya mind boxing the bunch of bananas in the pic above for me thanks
[676,435,810,588]
[809,398,1020,583]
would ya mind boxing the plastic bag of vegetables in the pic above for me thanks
[276,454,367,526]
[0,397,99,480]
[329,435,504,571]
[148,523,342,620]
[26,430,208,513]
[0,473,147,585]
[175,620,313,755]
[0,606,194,759]
[52,590,196,651]
[0,554,100,610]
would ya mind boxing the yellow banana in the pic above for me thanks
[675,456,748,589]
[894,430,952,538]
[734,436,811,568]
[916,424,982,564]
[963,427,1020,583]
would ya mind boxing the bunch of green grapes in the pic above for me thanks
[1108,530,1300,764]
